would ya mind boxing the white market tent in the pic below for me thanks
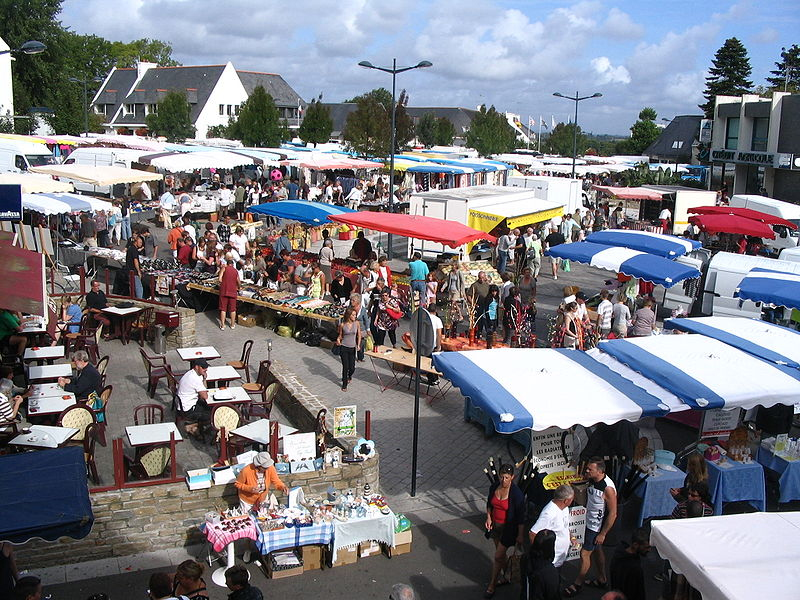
[29,164,162,186]
[0,173,73,194]
[21,193,73,215]
[137,150,262,171]
[651,512,800,600]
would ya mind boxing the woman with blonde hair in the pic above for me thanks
[172,559,208,600]
[52,296,83,345]
[670,452,709,502]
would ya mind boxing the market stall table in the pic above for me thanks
[23,346,65,364]
[202,516,259,586]
[205,365,241,388]
[634,465,685,526]
[706,458,766,515]
[439,336,510,352]
[229,420,297,446]
[9,425,78,449]
[255,520,334,556]
[27,395,76,417]
[177,346,221,361]
[102,305,144,344]
[331,510,396,563]
[365,346,449,402]
[27,363,72,383]
[757,445,800,504]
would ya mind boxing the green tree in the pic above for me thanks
[766,44,800,93]
[145,91,195,142]
[699,37,753,118]
[394,90,415,150]
[109,38,180,68]
[465,105,515,157]
[343,88,392,157]
[298,94,332,146]
[206,123,231,138]
[544,122,589,157]
[227,85,284,147]
[435,117,455,146]
[416,112,438,147]
[626,107,661,155]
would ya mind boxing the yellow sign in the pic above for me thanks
[542,469,583,490]
[506,206,565,229]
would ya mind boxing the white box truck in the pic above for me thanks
[729,194,800,255]
[0,138,57,173]
[507,175,583,215]
[62,147,148,196]
[641,185,717,235]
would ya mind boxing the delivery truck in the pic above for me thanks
[0,138,57,173]
[507,175,583,215]
[729,194,800,255]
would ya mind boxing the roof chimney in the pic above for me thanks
[136,61,157,80]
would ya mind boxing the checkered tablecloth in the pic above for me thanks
[202,517,259,553]
[255,521,334,555]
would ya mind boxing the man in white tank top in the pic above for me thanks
[564,458,617,597]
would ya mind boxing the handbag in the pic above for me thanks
[385,307,404,320]
[331,344,341,356]
[561,259,571,272]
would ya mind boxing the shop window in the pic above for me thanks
[123,104,135,116]
[751,117,769,152]
[725,118,739,150]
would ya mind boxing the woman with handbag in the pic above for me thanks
[372,289,402,347]
[335,308,361,392]
[484,464,525,599]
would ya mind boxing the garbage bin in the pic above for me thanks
[153,324,166,355]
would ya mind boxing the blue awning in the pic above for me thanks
[0,446,94,543]
[586,229,701,258]
[544,241,701,287]
[247,200,355,225]
[664,316,800,369]
[735,268,800,310]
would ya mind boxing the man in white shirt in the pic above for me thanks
[659,206,672,233]
[345,183,364,210]
[176,359,210,437]
[159,189,176,228]
[496,229,514,274]
[218,185,233,218]
[595,289,613,339]
[182,217,196,243]
[530,484,575,568]
[228,226,250,257]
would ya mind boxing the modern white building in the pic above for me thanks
[0,36,13,124]
[91,61,304,139]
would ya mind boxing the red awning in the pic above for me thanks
[688,214,776,239]
[328,212,495,248]
[593,185,665,201]
[688,206,797,230]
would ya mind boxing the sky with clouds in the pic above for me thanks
[59,0,798,135]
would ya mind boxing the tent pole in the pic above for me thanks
[410,307,423,497]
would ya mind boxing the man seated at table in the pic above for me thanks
[0,391,24,428]
[57,350,102,402]
[85,279,115,338]
[176,359,211,438]
[235,451,288,513]
[670,481,713,518]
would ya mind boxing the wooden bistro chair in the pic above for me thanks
[211,404,244,463]
[96,355,110,388]
[131,306,156,347]
[63,314,89,354]
[242,360,276,419]
[140,348,170,398]
[83,422,100,484]
[227,339,254,383]
[57,404,97,446]
[134,404,164,426]
[90,385,113,446]
[124,445,172,481]
[76,320,103,364]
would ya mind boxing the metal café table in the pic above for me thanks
[27,395,76,417]
[177,346,221,361]
[23,346,65,364]
[9,425,79,449]
[102,305,143,344]
[125,422,183,447]
[206,386,251,406]
[205,365,241,388]
[28,363,72,383]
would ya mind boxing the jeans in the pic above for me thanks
[372,327,396,347]
[121,216,131,241]
[339,346,356,388]
[132,274,143,299]
[497,252,508,275]
[411,280,427,307]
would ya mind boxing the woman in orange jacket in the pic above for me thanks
[235,452,288,512]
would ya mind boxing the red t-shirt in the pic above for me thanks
[177,244,193,265]
[490,495,509,525]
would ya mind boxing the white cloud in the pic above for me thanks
[752,27,779,44]
[591,56,631,84]
[602,8,644,39]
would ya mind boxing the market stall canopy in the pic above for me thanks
[689,205,797,229]
[593,185,665,200]
[328,211,495,248]
[432,348,673,433]
[0,173,73,194]
[21,193,73,215]
[138,150,263,170]
[596,334,800,411]
[544,241,701,287]
[29,164,163,186]
[248,200,355,225]
[0,446,94,544]
[688,213,775,239]
[46,192,112,212]
[664,316,800,369]
[585,229,701,258]
[733,267,800,311]
[285,152,381,170]
[651,512,800,600]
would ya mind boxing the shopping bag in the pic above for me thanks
[562,259,571,272]
[503,548,523,584]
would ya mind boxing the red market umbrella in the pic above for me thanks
[592,185,665,201]
[328,212,495,248]
[688,214,776,239]
[688,206,797,230]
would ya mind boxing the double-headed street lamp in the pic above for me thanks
[552,91,602,179]
[0,40,46,57]
[68,76,104,136]
[358,58,432,260]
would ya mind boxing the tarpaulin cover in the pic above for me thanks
[585,229,701,258]
[30,164,162,186]
[689,205,797,229]
[596,334,800,411]
[651,512,800,600]
[544,241,701,287]
[432,348,671,433]
[0,446,94,543]
[329,211,495,247]
[664,316,800,368]
[592,185,665,200]
[688,213,775,239]
[734,268,800,311]
[248,200,354,225]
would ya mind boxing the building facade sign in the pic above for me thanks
[710,148,776,166]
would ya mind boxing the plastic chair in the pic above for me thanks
[83,422,100,484]
[226,339,254,383]
[139,348,169,398]
[134,404,164,426]
[242,360,276,418]
[57,404,97,444]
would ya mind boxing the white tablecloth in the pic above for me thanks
[332,511,396,562]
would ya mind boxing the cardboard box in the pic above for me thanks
[392,542,412,556]
[302,544,323,571]
[266,550,304,579]
[185,468,211,490]
[359,541,381,558]
[211,466,236,485]
[237,315,256,327]
[332,546,358,567]
[395,530,412,545]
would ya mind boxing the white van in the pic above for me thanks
[63,147,147,195]
[729,194,800,255]
[0,139,57,173]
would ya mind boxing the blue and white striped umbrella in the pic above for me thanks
[544,241,701,287]
[735,268,800,311]
[586,229,701,258]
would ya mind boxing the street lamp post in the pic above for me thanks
[552,91,602,179]
[0,40,47,57]
[68,76,104,136]
[358,59,432,259]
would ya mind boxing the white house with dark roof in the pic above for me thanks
[91,61,304,139]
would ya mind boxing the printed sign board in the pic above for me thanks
[0,185,22,221]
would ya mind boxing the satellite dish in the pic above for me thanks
[409,309,435,356]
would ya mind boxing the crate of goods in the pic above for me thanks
[331,546,358,567]
[359,540,382,558]
[185,468,211,490]
[393,529,412,556]
[302,544,323,571]
[237,314,256,327]
[266,550,304,579]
